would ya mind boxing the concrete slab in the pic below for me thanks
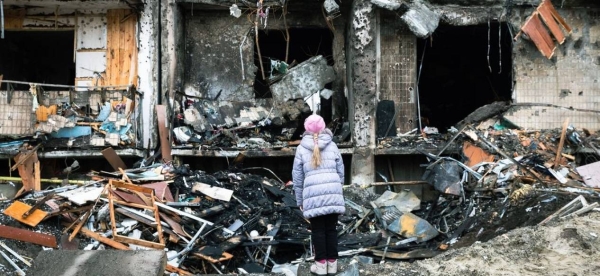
[29,250,166,276]
[270,55,335,102]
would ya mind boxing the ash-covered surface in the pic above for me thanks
[357,211,600,276]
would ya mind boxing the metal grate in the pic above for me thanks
[0,91,35,135]
[380,11,417,133]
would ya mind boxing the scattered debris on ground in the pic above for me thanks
[1,114,600,275]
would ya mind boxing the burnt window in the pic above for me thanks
[0,31,75,91]
[253,28,334,98]
[417,23,513,132]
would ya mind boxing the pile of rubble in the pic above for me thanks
[1,120,600,275]
[172,55,350,150]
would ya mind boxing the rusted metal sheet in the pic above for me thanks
[0,225,58,248]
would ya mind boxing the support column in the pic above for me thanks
[138,0,160,149]
[348,0,377,186]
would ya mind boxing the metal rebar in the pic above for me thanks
[0,249,25,276]
[0,242,31,267]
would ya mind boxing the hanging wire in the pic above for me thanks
[498,19,502,74]
[487,16,492,73]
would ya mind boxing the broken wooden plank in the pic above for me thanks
[166,264,193,276]
[156,105,172,162]
[537,1,566,44]
[109,180,166,249]
[69,210,92,242]
[554,118,570,169]
[78,227,130,250]
[0,225,57,248]
[521,12,555,59]
[544,0,572,33]
[3,201,48,227]
[11,144,42,171]
[34,161,41,191]
[102,147,128,171]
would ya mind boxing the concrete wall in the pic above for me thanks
[180,4,332,101]
[504,7,600,130]
[138,0,159,149]
[182,11,256,101]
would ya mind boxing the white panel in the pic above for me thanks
[22,17,75,27]
[75,51,106,78]
[77,16,107,50]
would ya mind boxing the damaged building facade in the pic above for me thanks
[1,0,600,275]
[0,0,599,189]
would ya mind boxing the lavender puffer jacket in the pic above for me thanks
[293,129,345,219]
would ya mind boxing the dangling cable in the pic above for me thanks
[487,16,492,73]
[499,19,502,74]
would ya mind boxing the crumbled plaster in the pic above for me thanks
[353,3,373,53]
[184,12,256,101]
[370,0,402,10]
[508,7,600,130]
[270,56,336,102]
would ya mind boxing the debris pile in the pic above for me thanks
[1,120,599,275]
[35,89,137,149]
[172,55,350,150]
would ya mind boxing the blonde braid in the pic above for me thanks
[311,133,321,168]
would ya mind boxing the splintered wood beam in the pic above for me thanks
[78,227,130,250]
[554,118,570,169]
[0,225,57,248]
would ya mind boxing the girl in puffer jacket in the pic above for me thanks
[292,114,345,276]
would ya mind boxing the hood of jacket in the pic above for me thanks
[300,129,333,151]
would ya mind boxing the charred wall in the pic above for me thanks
[349,0,377,185]
[182,11,256,101]
[181,3,336,102]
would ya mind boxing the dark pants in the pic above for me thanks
[309,214,339,260]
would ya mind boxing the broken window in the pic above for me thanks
[253,28,334,100]
[0,31,75,91]
[417,23,513,132]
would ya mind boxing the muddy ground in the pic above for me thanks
[359,211,600,276]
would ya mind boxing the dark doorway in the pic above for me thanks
[0,31,75,90]
[253,28,334,99]
[417,23,513,132]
